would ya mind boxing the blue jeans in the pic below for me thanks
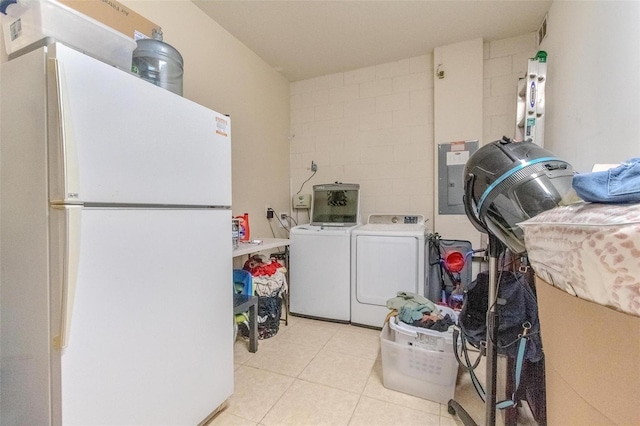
[573,158,640,203]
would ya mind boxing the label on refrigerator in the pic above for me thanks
[215,116,229,137]
[10,19,22,41]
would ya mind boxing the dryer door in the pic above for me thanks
[354,235,420,306]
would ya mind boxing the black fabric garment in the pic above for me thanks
[240,296,282,340]
[256,296,281,339]
[458,270,543,362]
[411,313,455,332]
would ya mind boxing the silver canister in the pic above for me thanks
[132,29,184,96]
[232,219,240,249]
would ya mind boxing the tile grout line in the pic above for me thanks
[253,319,344,425]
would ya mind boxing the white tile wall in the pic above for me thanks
[483,33,538,143]
[290,33,537,226]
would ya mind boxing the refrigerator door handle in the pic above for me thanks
[53,206,82,349]
[48,58,80,204]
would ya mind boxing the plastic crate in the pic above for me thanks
[380,322,459,404]
[1,0,136,70]
[389,305,458,352]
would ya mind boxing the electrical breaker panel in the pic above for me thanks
[438,140,478,215]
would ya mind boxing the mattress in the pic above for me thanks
[519,202,640,317]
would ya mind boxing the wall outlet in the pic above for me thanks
[279,212,288,228]
[265,205,273,219]
[311,161,317,172]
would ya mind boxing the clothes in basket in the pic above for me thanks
[380,307,460,404]
[242,254,288,339]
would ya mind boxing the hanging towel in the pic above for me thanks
[573,158,640,203]
[386,291,438,324]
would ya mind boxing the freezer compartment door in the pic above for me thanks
[47,43,231,207]
[50,206,233,425]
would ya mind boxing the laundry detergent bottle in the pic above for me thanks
[236,213,250,242]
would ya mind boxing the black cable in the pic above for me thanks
[453,328,483,371]
[486,251,508,350]
[274,214,290,234]
[296,170,316,194]
[427,233,449,299]
[267,219,276,238]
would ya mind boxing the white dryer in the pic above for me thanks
[350,214,426,328]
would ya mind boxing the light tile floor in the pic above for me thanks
[208,315,536,426]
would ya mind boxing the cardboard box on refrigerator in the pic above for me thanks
[58,0,160,40]
[1,0,140,70]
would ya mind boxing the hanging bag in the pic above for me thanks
[457,270,542,361]
[453,270,543,409]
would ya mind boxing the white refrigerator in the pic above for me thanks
[0,42,233,425]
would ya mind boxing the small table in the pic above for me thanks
[233,293,258,353]
[233,238,290,258]
[233,238,290,325]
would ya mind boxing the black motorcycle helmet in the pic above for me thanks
[463,137,575,254]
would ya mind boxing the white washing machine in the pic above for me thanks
[290,224,359,322]
[289,183,360,322]
[351,214,426,328]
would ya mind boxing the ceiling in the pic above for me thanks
[193,0,552,82]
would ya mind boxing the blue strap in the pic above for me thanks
[465,335,528,409]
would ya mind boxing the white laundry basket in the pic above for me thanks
[380,312,459,404]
